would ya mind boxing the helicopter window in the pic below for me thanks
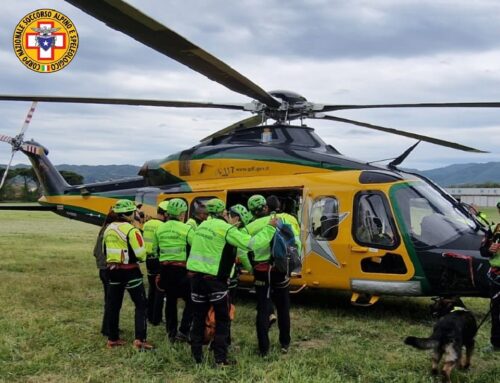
[287,128,319,147]
[390,182,477,248]
[310,197,339,241]
[136,189,160,208]
[353,192,398,249]
[229,128,286,144]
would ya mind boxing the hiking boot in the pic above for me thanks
[133,339,154,351]
[174,331,190,343]
[106,339,126,348]
[269,313,277,329]
[280,344,290,354]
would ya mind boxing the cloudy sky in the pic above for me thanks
[1,0,500,170]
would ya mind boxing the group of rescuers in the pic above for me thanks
[94,194,301,366]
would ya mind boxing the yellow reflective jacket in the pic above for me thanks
[103,222,146,264]
[142,218,163,257]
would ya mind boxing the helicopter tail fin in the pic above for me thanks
[20,140,71,195]
[404,336,438,350]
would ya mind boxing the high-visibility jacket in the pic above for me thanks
[246,216,273,263]
[186,218,197,229]
[153,219,194,262]
[142,218,163,257]
[236,226,253,273]
[103,221,146,264]
[186,217,203,230]
[187,217,275,278]
[491,243,500,268]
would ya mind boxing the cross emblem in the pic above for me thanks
[25,21,66,60]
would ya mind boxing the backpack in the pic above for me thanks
[204,304,235,344]
[271,220,302,275]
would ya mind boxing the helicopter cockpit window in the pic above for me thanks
[354,192,398,249]
[287,128,319,147]
[310,197,339,241]
[229,128,286,144]
[390,182,477,248]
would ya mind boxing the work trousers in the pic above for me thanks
[146,258,164,325]
[489,270,500,347]
[99,268,110,336]
[160,264,193,339]
[254,268,291,355]
[107,267,147,342]
[190,273,230,363]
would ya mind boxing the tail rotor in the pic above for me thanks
[0,102,38,190]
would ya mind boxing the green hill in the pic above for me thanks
[419,162,500,186]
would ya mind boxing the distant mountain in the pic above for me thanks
[418,162,500,187]
[55,164,140,183]
[8,164,140,184]
[4,162,499,187]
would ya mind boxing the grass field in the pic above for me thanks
[0,210,499,383]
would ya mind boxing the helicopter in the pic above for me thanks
[1,0,498,304]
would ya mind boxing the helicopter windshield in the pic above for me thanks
[390,181,477,249]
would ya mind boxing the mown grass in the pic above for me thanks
[0,209,499,383]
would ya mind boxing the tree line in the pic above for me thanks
[0,167,83,202]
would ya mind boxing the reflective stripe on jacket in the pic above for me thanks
[103,222,146,264]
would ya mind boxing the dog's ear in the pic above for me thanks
[431,297,455,317]
[451,296,465,308]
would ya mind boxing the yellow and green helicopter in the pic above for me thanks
[1,0,497,304]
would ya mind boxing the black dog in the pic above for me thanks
[404,297,477,383]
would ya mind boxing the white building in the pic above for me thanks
[446,188,500,207]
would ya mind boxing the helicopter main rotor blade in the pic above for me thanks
[320,102,500,112]
[201,115,267,141]
[64,0,280,108]
[0,134,13,144]
[0,95,245,111]
[19,102,38,137]
[316,114,488,153]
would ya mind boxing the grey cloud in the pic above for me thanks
[1,1,500,170]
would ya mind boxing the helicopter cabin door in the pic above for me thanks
[348,190,416,297]
[302,189,352,290]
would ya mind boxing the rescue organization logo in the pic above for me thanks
[13,9,78,73]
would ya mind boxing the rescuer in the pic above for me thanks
[103,199,153,350]
[92,207,116,337]
[142,200,169,325]
[227,204,254,345]
[481,201,500,352]
[247,194,291,356]
[153,198,195,343]
[186,204,208,229]
[187,198,278,366]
